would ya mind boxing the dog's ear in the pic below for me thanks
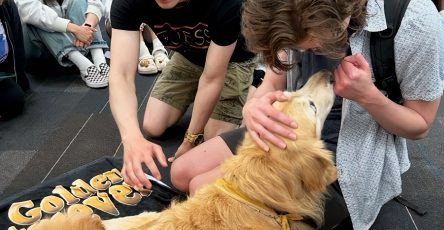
[299,148,337,192]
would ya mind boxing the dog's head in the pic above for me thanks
[271,70,337,191]
[274,70,335,140]
[226,70,337,223]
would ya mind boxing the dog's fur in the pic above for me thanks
[28,70,337,230]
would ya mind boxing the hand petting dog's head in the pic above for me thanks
[276,70,336,140]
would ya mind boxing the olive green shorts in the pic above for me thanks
[150,52,255,125]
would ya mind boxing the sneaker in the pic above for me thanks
[81,65,108,88]
[153,50,169,72]
[138,57,158,75]
[98,63,110,79]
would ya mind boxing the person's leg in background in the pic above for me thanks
[104,20,169,75]
[138,24,158,75]
[21,0,107,88]
[65,0,110,83]
[138,24,169,75]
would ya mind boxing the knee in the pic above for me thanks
[170,162,191,193]
[142,119,167,137]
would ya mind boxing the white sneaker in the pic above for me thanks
[81,65,108,88]
[138,57,158,75]
[153,50,170,72]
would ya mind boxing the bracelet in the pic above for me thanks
[84,23,92,27]
[184,131,204,146]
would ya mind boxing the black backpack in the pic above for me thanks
[371,0,430,217]
[370,0,411,104]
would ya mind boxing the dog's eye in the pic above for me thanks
[309,101,317,114]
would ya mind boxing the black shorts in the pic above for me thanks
[219,127,247,154]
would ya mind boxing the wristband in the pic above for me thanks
[184,131,204,146]
[84,23,92,27]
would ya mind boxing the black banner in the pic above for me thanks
[0,157,183,229]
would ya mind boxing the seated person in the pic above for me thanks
[0,0,29,120]
[102,0,169,75]
[15,0,108,88]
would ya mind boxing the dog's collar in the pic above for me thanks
[214,179,303,230]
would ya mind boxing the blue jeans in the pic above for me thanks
[22,0,108,67]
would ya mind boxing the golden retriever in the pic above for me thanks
[28,70,337,230]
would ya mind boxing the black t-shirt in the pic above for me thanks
[111,0,254,66]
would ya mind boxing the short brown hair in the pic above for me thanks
[242,0,367,71]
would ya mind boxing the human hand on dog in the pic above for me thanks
[334,53,380,103]
[121,136,168,190]
[243,91,297,152]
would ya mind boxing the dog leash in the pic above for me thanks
[214,179,303,230]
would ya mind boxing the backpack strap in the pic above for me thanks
[370,0,411,104]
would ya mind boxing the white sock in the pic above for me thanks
[67,51,94,75]
[139,41,152,59]
[152,38,167,55]
[90,48,107,66]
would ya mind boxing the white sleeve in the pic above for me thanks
[14,0,70,33]
[100,0,112,21]
[86,0,105,21]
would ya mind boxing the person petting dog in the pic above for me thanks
[28,71,338,230]
[108,0,256,190]
[170,0,444,229]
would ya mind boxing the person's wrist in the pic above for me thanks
[183,131,204,147]
[66,22,77,33]
[122,133,146,145]
[84,23,92,27]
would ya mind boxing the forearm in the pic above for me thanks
[66,22,80,34]
[109,77,144,143]
[85,0,104,25]
[84,13,100,27]
[109,29,142,142]
[187,75,225,134]
[251,68,287,99]
[358,88,440,139]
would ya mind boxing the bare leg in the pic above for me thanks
[143,97,184,137]
[170,136,233,193]
[189,166,222,196]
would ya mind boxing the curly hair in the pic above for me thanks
[242,0,368,71]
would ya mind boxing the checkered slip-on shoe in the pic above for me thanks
[81,65,108,88]
[99,63,110,79]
